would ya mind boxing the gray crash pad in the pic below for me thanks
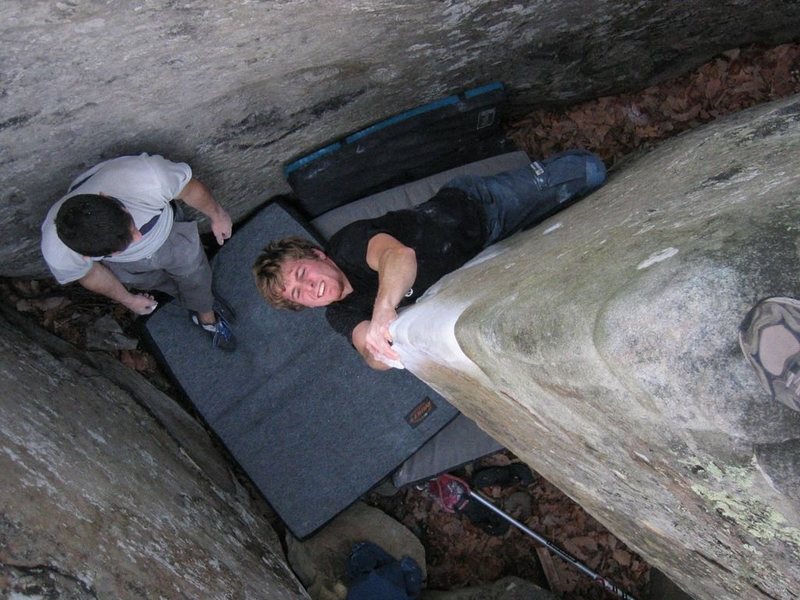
[143,202,457,538]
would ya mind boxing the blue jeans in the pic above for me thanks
[446,150,607,247]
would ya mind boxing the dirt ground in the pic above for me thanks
[2,41,798,600]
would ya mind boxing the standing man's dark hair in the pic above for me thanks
[41,153,236,350]
[55,194,133,256]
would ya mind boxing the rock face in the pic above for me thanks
[2,0,800,277]
[391,94,800,600]
[0,309,308,599]
[421,576,557,600]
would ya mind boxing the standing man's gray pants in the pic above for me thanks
[106,221,214,313]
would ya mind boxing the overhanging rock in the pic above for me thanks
[4,1,800,278]
[391,94,800,600]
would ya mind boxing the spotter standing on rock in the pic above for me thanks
[41,153,235,350]
[254,150,606,369]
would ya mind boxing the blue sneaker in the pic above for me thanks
[191,312,236,351]
[531,149,607,203]
[212,295,237,324]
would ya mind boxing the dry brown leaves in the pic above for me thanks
[509,43,800,166]
[0,278,160,381]
[369,454,648,599]
[2,278,85,346]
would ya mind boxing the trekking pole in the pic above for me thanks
[429,474,639,600]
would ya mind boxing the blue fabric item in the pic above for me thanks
[446,149,607,246]
[346,542,423,600]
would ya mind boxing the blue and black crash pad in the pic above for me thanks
[285,81,509,217]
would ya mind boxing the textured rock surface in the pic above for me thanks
[421,576,557,600]
[0,310,307,599]
[3,0,799,277]
[391,95,800,600]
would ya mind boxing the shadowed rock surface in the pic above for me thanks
[421,576,557,600]
[2,0,799,277]
[391,94,800,600]
[0,306,308,599]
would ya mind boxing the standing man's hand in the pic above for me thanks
[124,293,159,315]
[79,263,159,316]
[178,179,233,245]
[210,207,233,246]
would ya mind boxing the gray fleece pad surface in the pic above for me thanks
[142,202,457,538]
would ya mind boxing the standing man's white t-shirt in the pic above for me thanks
[41,153,191,284]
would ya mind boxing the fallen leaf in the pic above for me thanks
[613,549,633,567]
